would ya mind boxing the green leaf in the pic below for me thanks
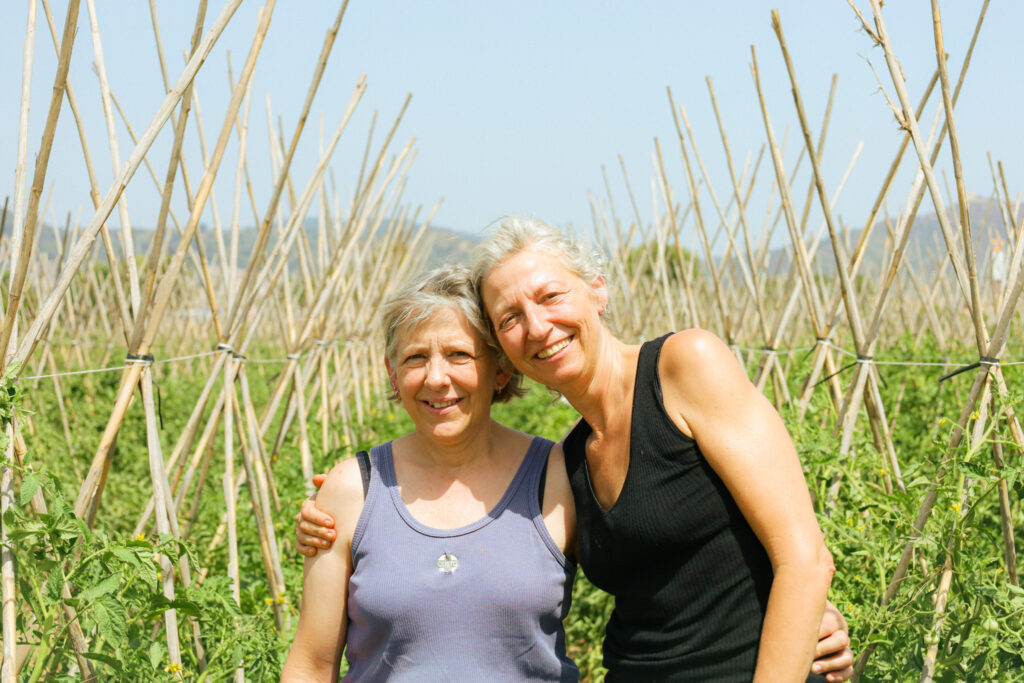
[81,572,121,602]
[93,596,127,648]
[82,651,124,674]
[149,639,165,670]
[111,546,141,567]
[19,472,41,507]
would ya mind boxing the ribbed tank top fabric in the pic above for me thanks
[563,333,826,682]
[343,436,579,682]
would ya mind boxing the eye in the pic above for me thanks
[498,313,518,331]
[403,353,426,366]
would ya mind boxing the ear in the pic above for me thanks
[385,357,398,390]
[494,365,513,393]
[591,274,609,314]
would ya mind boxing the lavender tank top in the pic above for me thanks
[343,437,578,682]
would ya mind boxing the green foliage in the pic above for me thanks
[5,341,1024,681]
[5,468,280,681]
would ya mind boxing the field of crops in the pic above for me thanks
[3,1,1024,681]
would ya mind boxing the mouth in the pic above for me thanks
[424,397,462,410]
[536,337,571,360]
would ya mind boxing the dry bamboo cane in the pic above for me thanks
[137,3,211,326]
[70,0,253,522]
[13,0,246,372]
[0,0,81,368]
[133,352,228,535]
[796,66,942,412]
[219,356,244,683]
[931,0,987,355]
[757,143,863,398]
[771,11,907,495]
[920,544,956,682]
[223,0,351,337]
[672,96,767,342]
[139,367,183,677]
[750,47,829,353]
[659,132,729,337]
[236,367,286,623]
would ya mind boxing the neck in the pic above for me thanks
[404,419,502,471]
[558,332,636,437]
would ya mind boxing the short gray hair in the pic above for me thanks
[471,216,608,317]
[381,264,525,403]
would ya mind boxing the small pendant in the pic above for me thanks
[436,552,459,574]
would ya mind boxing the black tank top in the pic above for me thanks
[564,334,825,682]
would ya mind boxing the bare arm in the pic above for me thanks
[660,329,834,683]
[282,459,365,682]
[541,443,577,563]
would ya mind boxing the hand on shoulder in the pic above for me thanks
[312,457,368,550]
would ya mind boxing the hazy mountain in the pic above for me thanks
[2,209,481,271]
[764,196,1014,276]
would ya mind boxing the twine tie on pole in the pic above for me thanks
[126,353,163,429]
[938,356,1000,383]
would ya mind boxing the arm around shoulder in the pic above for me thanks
[282,458,367,682]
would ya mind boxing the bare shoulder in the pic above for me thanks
[660,329,756,437]
[661,329,747,393]
[317,457,367,537]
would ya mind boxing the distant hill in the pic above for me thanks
[0,208,481,272]
[765,196,1014,275]
[4,197,1013,277]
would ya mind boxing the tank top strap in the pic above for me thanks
[634,333,674,410]
[514,436,555,517]
[350,442,391,555]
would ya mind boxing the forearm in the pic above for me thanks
[281,645,340,683]
[753,556,834,683]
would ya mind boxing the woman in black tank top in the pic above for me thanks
[473,218,849,682]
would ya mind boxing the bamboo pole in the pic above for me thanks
[14,0,246,373]
[0,0,81,368]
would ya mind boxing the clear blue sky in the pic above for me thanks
[2,1,1020,245]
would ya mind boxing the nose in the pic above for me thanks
[523,303,551,340]
[424,356,450,389]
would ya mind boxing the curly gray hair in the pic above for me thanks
[381,264,525,403]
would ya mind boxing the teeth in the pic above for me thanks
[428,398,459,409]
[537,338,570,359]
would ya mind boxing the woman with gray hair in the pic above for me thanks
[282,265,579,681]
[297,218,854,682]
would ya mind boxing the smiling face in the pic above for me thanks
[386,306,509,447]
[480,246,609,392]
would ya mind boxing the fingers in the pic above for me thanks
[811,644,854,681]
[815,643,856,679]
[301,498,335,529]
[815,627,850,659]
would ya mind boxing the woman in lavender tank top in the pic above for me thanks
[282,266,579,682]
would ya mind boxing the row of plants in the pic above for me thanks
[2,337,1022,679]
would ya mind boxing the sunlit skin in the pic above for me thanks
[386,306,509,455]
[480,249,614,398]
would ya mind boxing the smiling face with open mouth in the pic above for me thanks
[386,306,507,447]
[481,247,608,392]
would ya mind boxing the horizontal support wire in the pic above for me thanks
[19,338,1024,383]
[19,338,375,381]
